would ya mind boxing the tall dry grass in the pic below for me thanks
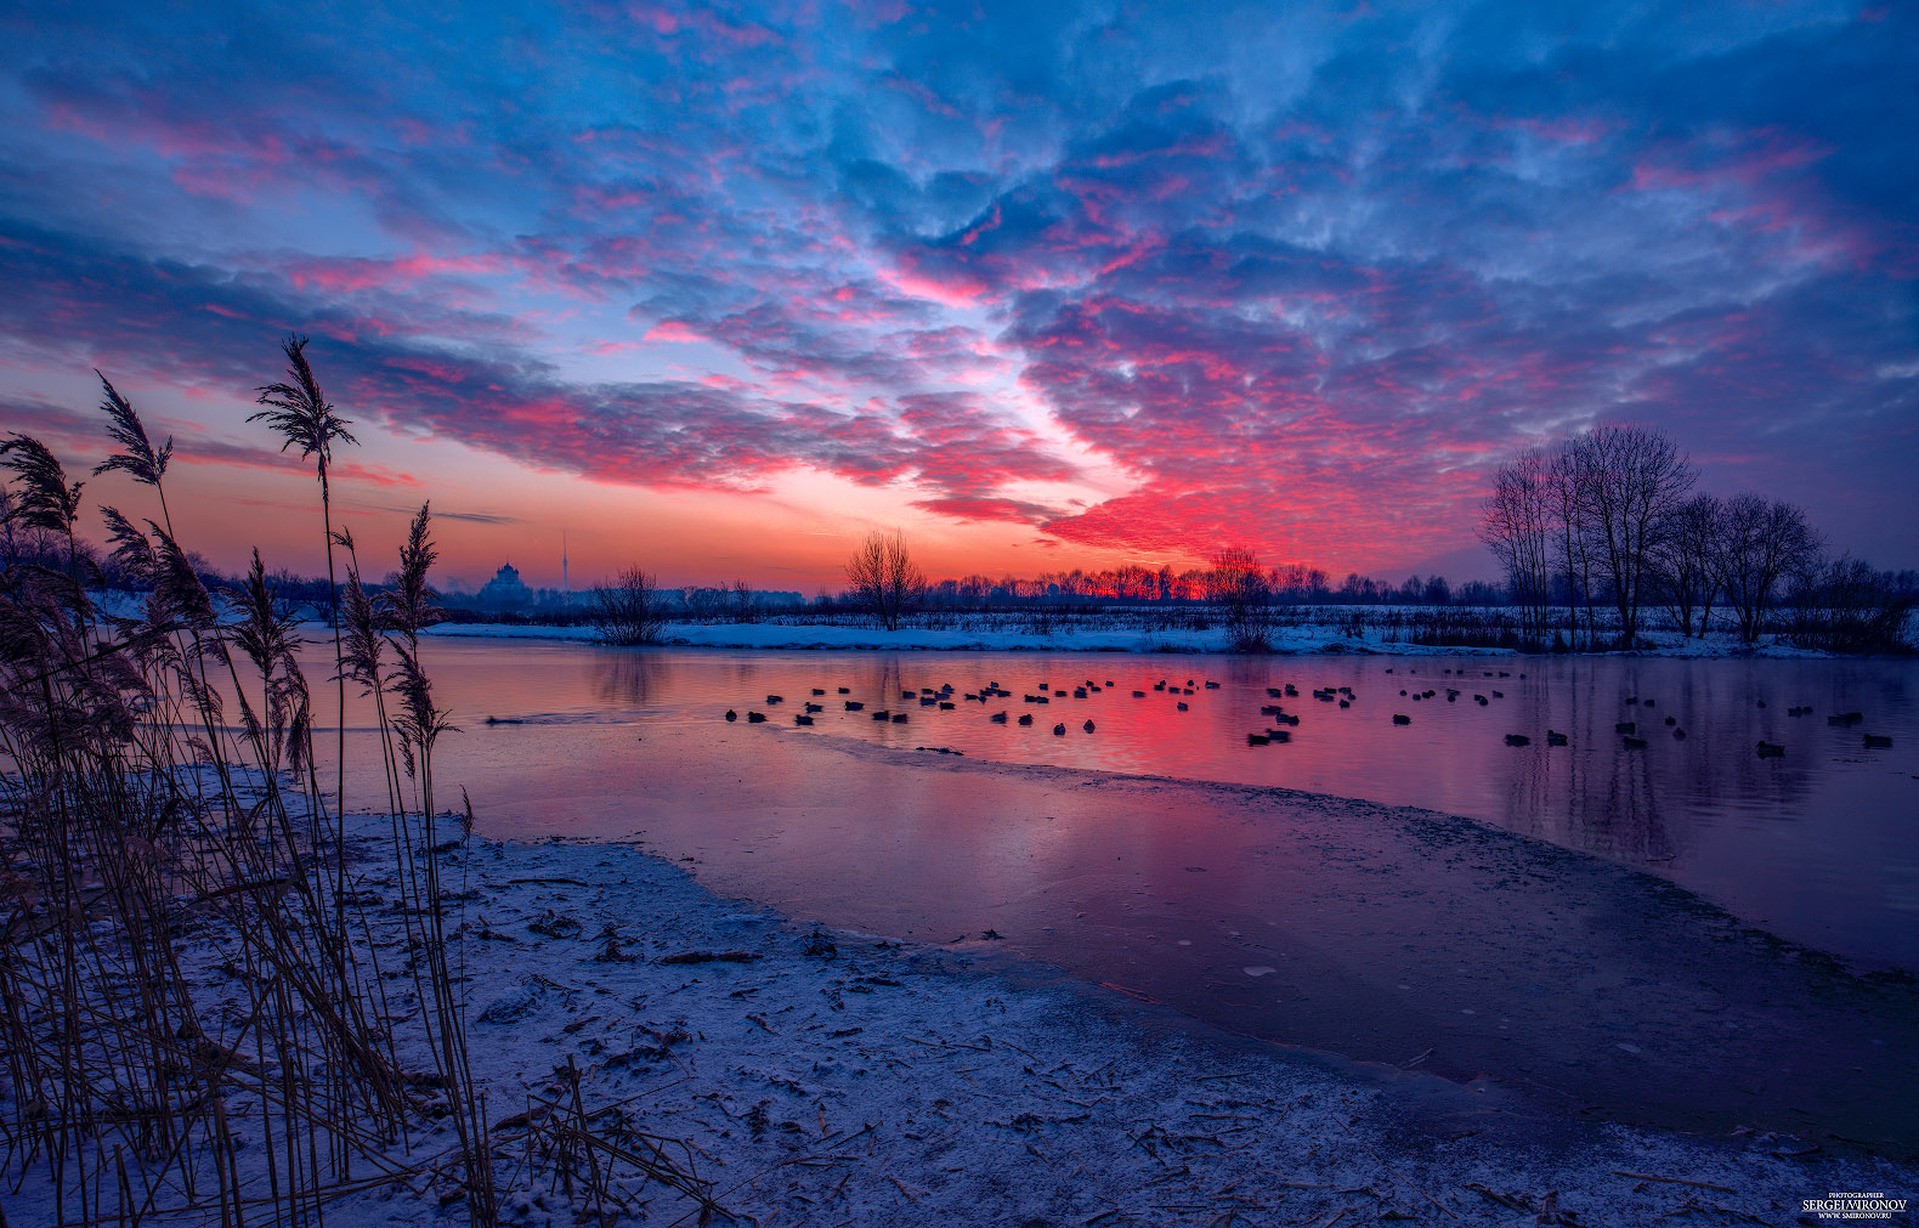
[0,357,718,1224]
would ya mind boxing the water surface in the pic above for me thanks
[365,642,1919,971]
[294,640,1919,1150]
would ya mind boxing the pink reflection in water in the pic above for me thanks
[343,643,1919,971]
[287,640,1919,1148]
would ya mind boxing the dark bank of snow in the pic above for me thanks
[25,818,1898,1227]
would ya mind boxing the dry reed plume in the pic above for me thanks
[0,353,720,1225]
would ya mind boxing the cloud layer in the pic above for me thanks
[2,0,1914,574]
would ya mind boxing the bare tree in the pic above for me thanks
[1478,447,1553,643]
[1580,424,1697,646]
[592,565,667,645]
[1547,439,1599,649]
[1718,494,1821,645]
[1484,425,1695,647]
[730,577,759,623]
[680,584,724,620]
[1652,493,1723,637]
[845,529,926,631]
[1207,548,1275,651]
[1790,556,1918,653]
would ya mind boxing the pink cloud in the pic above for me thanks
[643,320,705,342]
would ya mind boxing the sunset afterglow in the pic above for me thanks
[2,2,1914,590]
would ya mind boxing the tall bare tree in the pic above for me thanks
[1718,493,1821,645]
[1652,493,1723,637]
[845,529,925,631]
[1580,424,1697,646]
[1478,447,1553,643]
[1547,439,1598,648]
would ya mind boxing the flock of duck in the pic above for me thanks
[720,665,1893,759]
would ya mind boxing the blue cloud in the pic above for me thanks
[0,0,1913,570]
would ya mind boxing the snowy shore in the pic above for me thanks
[422,616,1834,659]
[7,782,1911,1220]
[16,812,1905,1227]
[322,828,1917,1224]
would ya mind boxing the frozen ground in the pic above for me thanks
[9,809,1909,1226]
[426,833,1919,1227]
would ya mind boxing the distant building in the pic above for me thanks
[476,561,533,610]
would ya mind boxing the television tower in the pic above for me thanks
[562,531,570,602]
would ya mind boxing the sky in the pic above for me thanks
[1,0,1915,592]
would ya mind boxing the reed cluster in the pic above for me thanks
[0,346,715,1224]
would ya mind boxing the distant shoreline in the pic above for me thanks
[419,616,1838,659]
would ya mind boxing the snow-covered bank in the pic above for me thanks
[421,615,1845,658]
[442,834,1917,1227]
[12,813,1905,1226]
[423,617,1287,653]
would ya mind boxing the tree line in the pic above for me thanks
[1479,424,1914,651]
[910,565,1501,609]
